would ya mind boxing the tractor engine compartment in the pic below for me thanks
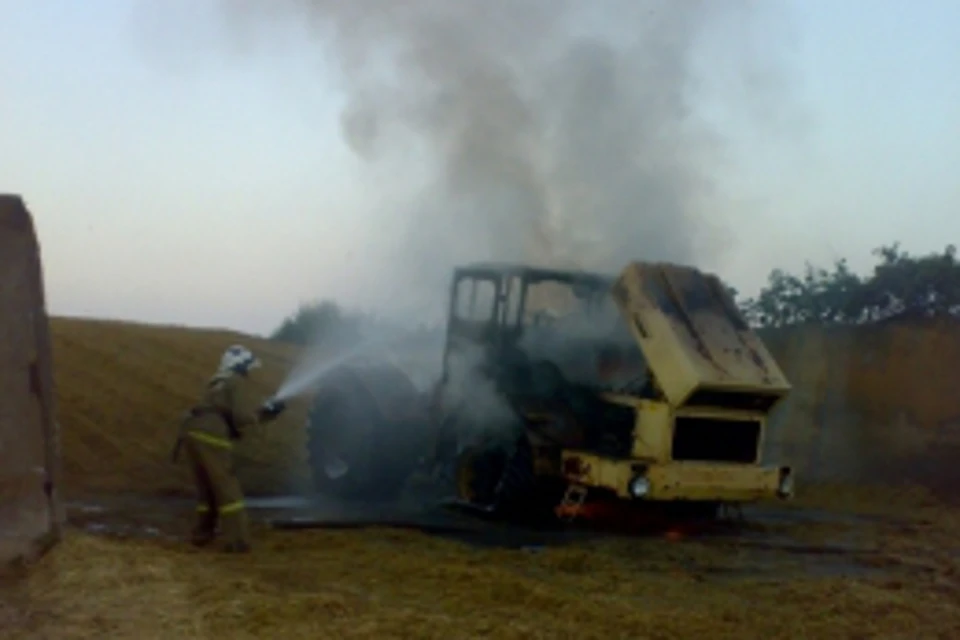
[671,416,762,464]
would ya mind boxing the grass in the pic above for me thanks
[4,510,959,640]
[3,317,957,639]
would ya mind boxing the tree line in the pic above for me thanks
[270,299,437,347]
[737,243,960,328]
[272,243,960,343]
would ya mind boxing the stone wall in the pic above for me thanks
[760,319,960,495]
[0,195,63,566]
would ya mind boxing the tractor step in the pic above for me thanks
[555,483,589,522]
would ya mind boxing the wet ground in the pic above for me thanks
[63,493,918,582]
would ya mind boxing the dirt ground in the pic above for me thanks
[2,318,959,638]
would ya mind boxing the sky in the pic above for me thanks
[1,0,958,336]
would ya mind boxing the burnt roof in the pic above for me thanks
[454,262,614,287]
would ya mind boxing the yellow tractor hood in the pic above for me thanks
[611,262,791,413]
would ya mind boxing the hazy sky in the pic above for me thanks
[1,1,958,335]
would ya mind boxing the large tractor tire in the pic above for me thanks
[305,362,430,503]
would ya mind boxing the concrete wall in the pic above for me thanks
[0,195,63,567]
[760,319,960,496]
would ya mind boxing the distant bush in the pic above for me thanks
[270,300,364,346]
[270,299,441,349]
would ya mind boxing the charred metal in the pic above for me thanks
[302,260,796,522]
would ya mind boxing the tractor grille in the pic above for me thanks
[671,417,761,464]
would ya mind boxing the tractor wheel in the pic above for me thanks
[305,362,428,503]
[454,445,507,506]
[454,437,560,524]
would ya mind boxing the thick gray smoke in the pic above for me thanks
[212,0,795,313]
[135,1,802,504]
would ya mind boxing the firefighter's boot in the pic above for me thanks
[191,505,217,546]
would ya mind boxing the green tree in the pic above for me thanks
[741,243,960,328]
[867,243,960,319]
[270,299,432,348]
[271,300,364,346]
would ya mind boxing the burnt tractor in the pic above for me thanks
[304,261,795,520]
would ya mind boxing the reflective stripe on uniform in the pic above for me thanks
[219,501,245,514]
[187,431,233,449]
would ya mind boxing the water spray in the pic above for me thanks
[274,337,370,402]
[270,325,423,403]
[270,296,441,404]
[260,329,418,481]
[263,302,442,481]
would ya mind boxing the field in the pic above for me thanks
[2,317,960,639]
[49,317,313,497]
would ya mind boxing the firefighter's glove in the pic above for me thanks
[258,397,287,422]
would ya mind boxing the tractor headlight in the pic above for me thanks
[777,468,794,498]
[628,476,651,499]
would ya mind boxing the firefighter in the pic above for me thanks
[172,344,287,552]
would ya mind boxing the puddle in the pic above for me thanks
[81,522,167,539]
[246,496,313,510]
[62,495,909,581]
[745,506,907,527]
[69,504,107,515]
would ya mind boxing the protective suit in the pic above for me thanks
[173,344,286,552]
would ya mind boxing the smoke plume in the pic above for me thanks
[211,0,797,314]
